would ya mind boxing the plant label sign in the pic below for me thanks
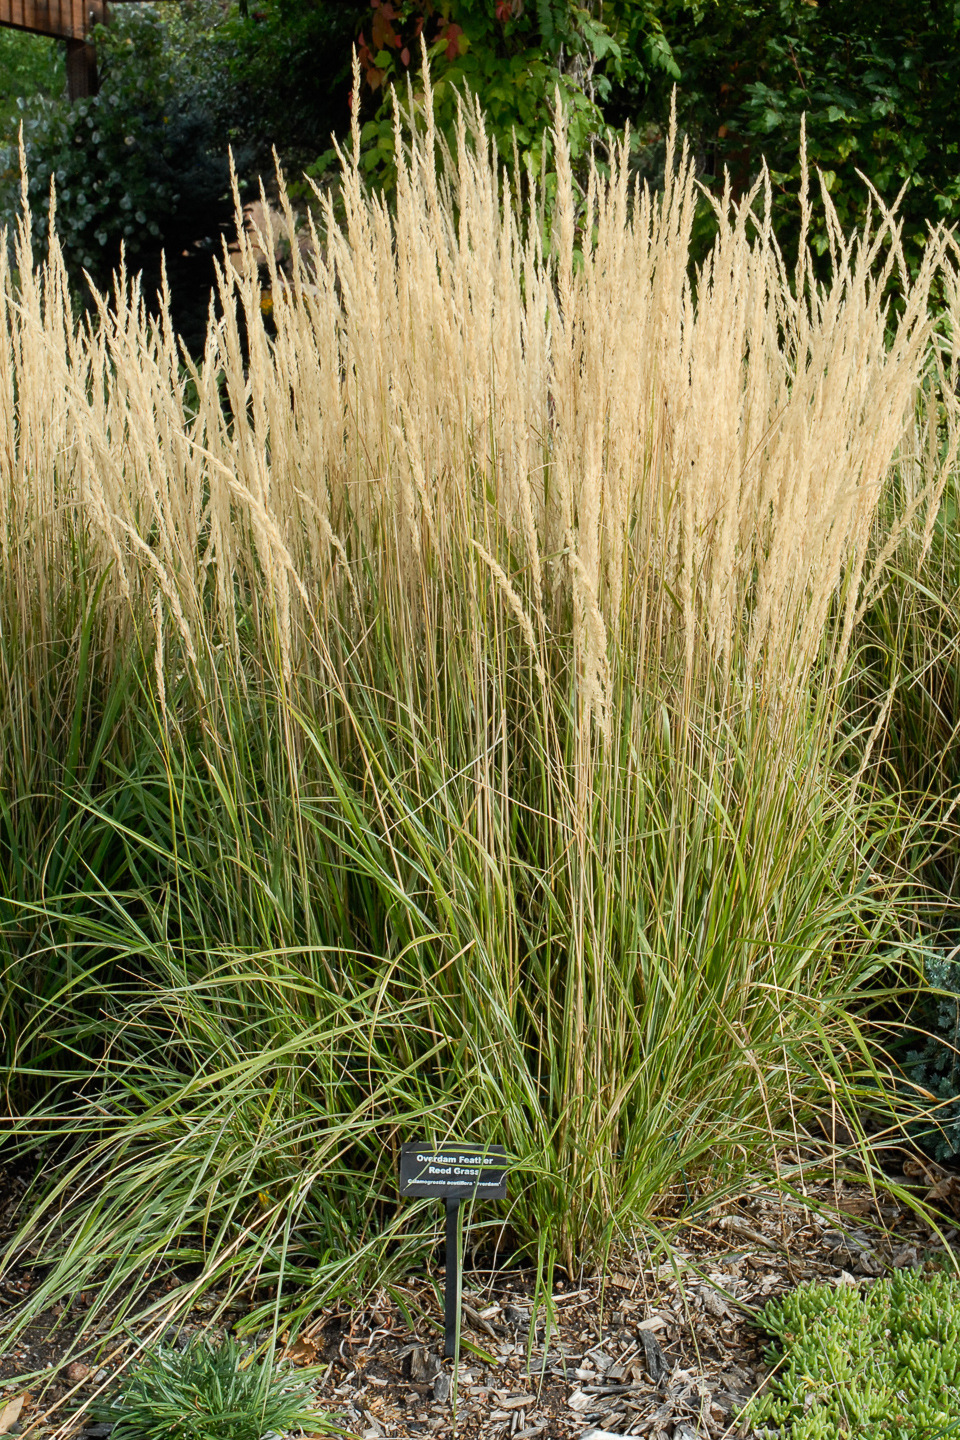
[399,1142,507,1199]
[399,1142,507,1358]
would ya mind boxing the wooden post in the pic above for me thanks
[65,1,106,99]
[65,35,96,97]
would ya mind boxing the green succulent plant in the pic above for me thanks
[747,1269,960,1439]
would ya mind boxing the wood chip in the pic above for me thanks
[927,1175,960,1213]
[640,1328,668,1385]
[284,1336,319,1364]
[699,1286,732,1320]
[0,1397,24,1436]
[463,1302,499,1337]
[717,1215,780,1250]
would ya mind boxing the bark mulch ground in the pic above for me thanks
[1,1158,956,1440]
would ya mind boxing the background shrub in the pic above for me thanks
[635,0,960,270]
[219,0,364,162]
[2,2,957,308]
[0,28,63,130]
[0,1,243,347]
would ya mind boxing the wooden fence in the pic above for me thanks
[0,0,113,96]
[0,0,98,41]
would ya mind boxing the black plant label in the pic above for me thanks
[398,1143,507,1199]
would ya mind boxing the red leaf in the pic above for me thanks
[401,45,410,64]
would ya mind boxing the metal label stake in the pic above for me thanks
[398,1142,508,1360]
[444,1196,463,1358]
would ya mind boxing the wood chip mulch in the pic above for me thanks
[1,1161,958,1440]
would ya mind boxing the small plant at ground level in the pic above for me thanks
[94,1333,329,1440]
[746,1270,960,1438]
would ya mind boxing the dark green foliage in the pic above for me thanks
[244,0,960,243]
[0,0,955,279]
[5,0,953,289]
[643,0,960,267]
[94,1333,329,1440]
[221,0,365,160]
[0,29,63,128]
[0,2,241,345]
[904,950,960,1161]
[338,0,669,188]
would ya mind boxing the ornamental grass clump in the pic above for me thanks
[94,1332,329,1440]
[0,70,957,1351]
[747,1270,960,1438]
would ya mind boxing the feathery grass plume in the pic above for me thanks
[845,235,960,998]
[0,71,953,1370]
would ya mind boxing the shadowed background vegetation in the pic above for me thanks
[0,0,957,337]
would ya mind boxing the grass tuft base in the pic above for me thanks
[93,1333,330,1440]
